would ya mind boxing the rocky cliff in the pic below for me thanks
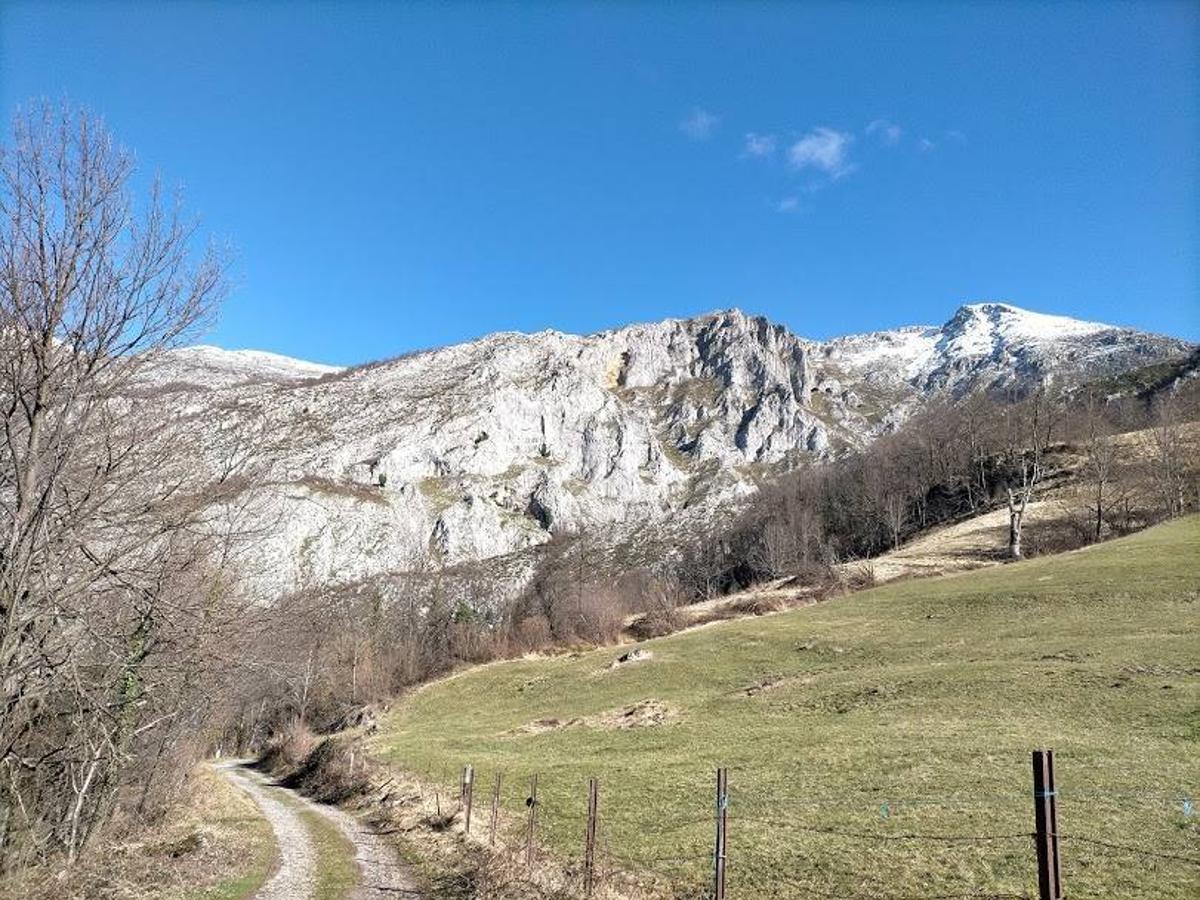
[145,303,1192,599]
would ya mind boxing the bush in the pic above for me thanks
[627,605,683,641]
[282,738,372,805]
[514,614,552,652]
[256,719,317,775]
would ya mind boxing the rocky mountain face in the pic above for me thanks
[148,303,1192,600]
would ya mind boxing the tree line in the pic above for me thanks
[672,384,1198,597]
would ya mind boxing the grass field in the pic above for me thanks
[371,516,1200,899]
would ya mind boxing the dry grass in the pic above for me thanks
[257,718,320,775]
[506,700,679,736]
[293,475,389,506]
[0,765,276,900]
[282,737,375,805]
[339,766,645,900]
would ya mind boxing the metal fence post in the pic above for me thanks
[584,777,599,897]
[714,767,728,900]
[1032,749,1063,900]
[462,765,475,833]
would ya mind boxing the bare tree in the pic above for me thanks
[1079,392,1119,542]
[1000,388,1061,559]
[1146,393,1195,519]
[0,101,232,868]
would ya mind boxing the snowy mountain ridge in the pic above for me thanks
[153,302,1192,600]
[142,344,342,389]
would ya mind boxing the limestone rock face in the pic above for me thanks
[147,304,1192,600]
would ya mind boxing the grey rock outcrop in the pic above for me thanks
[146,303,1192,600]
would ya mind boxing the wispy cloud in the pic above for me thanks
[775,196,801,214]
[787,127,854,178]
[918,137,937,153]
[680,107,720,141]
[866,118,903,146]
[742,132,777,158]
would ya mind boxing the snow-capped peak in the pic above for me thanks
[948,302,1110,342]
[142,345,343,390]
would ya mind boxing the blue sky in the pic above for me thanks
[2,1,1197,364]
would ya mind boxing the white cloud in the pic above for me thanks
[742,132,777,158]
[680,107,720,141]
[775,196,801,213]
[867,118,903,145]
[918,137,937,152]
[787,127,854,178]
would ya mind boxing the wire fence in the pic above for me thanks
[411,749,1198,900]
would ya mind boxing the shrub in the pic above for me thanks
[627,605,683,641]
[282,738,372,805]
[514,614,552,652]
[256,718,317,775]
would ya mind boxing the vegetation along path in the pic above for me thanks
[215,761,422,900]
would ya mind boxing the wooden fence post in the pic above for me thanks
[713,767,728,900]
[1032,749,1063,900]
[462,765,475,834]
[584,777,599,897]
[525,773,539,868]
[489,772,502,846]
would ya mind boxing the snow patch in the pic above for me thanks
[143,345,343,389]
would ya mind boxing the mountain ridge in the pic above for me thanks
[153,302,1194,601]
[155,301,1183,386]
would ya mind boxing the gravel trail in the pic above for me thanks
[318,799,424,899]
[215,761,422,899]
[215,761,316,899]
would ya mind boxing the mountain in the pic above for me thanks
[150,303,1192,600]
[141,345,343,389]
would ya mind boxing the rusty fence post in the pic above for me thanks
[584,777,599,897]
[489,771,502,846]
[1032,749,1063,900]
[713,767,728,900]
[462,765,475,834]
[525,773,540,868]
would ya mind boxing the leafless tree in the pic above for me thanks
[0,101,235,868]
[999,387,1061,559]
[1078,392,1119,542]
[1146,393,1196,519]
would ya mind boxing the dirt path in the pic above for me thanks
[317,798,424,898]
[215,761,422,899]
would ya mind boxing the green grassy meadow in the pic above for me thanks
[372,517,1200,898]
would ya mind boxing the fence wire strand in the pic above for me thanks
[424,760,1198,900]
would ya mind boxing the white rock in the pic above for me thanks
[148,303,1192,600]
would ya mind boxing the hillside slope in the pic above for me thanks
[149,303,1193,600]
[370,516,1200,899]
